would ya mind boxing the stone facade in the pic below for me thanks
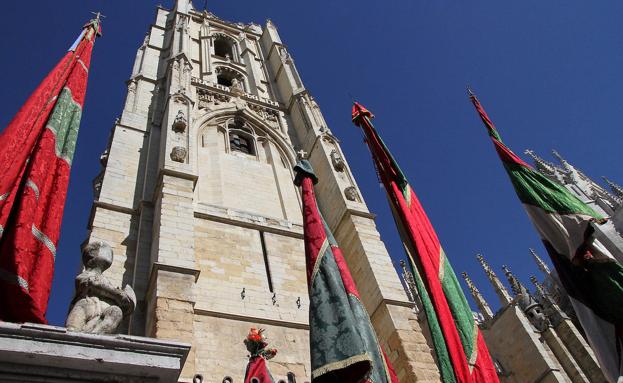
[83,1,440,382]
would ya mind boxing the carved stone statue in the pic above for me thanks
[66,242,136,334]
[170,146,187,162]
[230,77,244,95]
[330,150,345,172]
[344,186,359,202]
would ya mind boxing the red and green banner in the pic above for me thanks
[352,102,499,383]
[470,92,623,383]
[294,160,400,383]
[0,18,101,323]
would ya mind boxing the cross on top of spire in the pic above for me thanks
[90,11,106,21]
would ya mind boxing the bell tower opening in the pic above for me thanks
[214,35,234,59]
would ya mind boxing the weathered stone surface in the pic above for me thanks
[0,322,190,382]
[66,241,136,334]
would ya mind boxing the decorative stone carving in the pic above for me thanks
[197,88,230,109]
[127,79,137,94]
[172,110,187,133]
[330,149,345,172]
[278,46,290,63]
[99,149,109,167]
[344,186,359,202]
[296,149,307,160]
[170,146,187,162]
[230,77,244,95]
[248,103,279,124]
[503,265,549,332]
[66,242,136,334]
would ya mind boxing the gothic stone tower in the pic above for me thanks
[86,1,440,381]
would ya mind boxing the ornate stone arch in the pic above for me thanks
[192,106,297,170]
[212,32,239,61]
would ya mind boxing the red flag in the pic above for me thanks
[352,102,499,383]
[0,18,101,323]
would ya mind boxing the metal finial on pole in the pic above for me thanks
[466,85,475,97]
[90,11,106,21]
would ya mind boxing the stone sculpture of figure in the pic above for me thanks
[66,242,136,334]
[230,77,244,94]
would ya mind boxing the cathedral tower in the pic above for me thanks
[85,1,439,381]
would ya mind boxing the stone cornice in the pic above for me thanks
[151,261,201,282]
[194,308,309,330]
[194,204,304,239]
[370,298,418,321]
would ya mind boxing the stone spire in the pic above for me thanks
[551,149,586,184]
[461,271,494,321]
[476,254,512,305]
[524,149,558,177]
[503,266,549,331]
[502,265,527,296]
[529,248,551,275]
[551,149,572,171]
[603,177,623,201]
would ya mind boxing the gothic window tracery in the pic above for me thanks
[229,132,254,155]
[203,116,291,168]
[225,118,256,157]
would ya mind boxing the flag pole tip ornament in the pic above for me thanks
[293,160,318,186]
[86,11,105,36]
[352,102,374,125]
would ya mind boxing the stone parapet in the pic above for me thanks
[0,322,190,382]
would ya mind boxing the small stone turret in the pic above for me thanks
[477,254,512,305]
[529,248,551,275]
[502,266,548,332]
[461,271,494,321]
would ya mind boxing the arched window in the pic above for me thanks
[214,35,235,59]
[217,74,233,87]
[228,119,255,156]
[216,67,245,92]
[229,132,254,155]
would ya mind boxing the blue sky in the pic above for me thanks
[0,1,621,326]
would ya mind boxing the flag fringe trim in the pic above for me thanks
[468,322,479,372]
[310,239,329,287]
[0,268,29,291]
[311,352,372,379]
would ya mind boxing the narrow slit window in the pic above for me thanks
[259,231,274,293]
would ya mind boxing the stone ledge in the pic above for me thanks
[194,203,304,239]
[0,321,190,382]
[194,308,309,330]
